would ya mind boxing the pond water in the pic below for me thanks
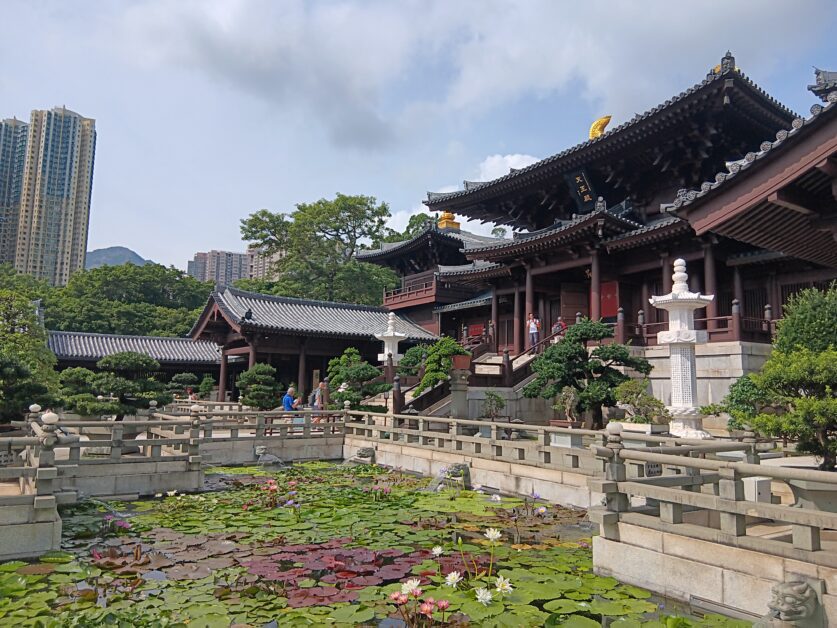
[0,463,750,626]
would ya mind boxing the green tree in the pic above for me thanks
[198,374,216,399]
[167,372,200,397]
[240,194,398,305]
[413,336,470,395]
[701,373,764,431]
[523,319,652,429]
[0,354,53,422]
[775,284,837,353]
[0,288,59,397]
[376,213,436,245]
[750,348,837,470]
[491,226,508,239]
[397,344,429,377]
[237,363,282,410]
[326,348,390,408]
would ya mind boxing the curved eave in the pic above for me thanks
[424,69,796,213]
[604,220,693,252]
[356,227,461,263]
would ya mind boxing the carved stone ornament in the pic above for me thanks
[756,580,823,627]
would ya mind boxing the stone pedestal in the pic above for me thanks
[649,259,714,439]
[449,368,471,420]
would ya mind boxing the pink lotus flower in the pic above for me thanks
[436,600,450,611]
[419,602,434,617]
[242,504,249,511]
[288,481,298,487]
[91,548,101,560]
[389,591,402,601]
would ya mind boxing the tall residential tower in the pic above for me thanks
[0,107,97,285]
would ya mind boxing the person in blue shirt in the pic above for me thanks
[282,387,298,411]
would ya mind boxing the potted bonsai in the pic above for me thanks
[611,378,670,434]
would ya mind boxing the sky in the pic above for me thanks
[2,0,835,269]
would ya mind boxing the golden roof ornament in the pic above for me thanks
[589,115,612,140]
[438,211,460,230]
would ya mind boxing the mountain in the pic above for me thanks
[85,247,152,269]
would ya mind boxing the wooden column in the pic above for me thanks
[218,349,228,402]
[703,242,718,329]
[490,288,499,352]
[297,340,307,397]
[733,266,744,315]
[524,266,534,348]
[661,253,672,293]
[590,249,601,321]
[513,287,522,355]
[248,339,257,368]
[641,280,651,327]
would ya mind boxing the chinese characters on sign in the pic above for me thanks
[564,170,597,213]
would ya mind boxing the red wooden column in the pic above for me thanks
[641,280,651,327]
[513,287,522,355]
[703,242,718,330]
[590,249,601,321]
[248,341,257,368]
[218,349,228,402]
[524,266,534,348]
[733,266,744,310]
[490,288,499,352]
[297,339,307,397]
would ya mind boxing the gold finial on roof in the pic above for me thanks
[438,211,460,230]
[589,115,612,140]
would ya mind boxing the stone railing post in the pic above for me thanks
[576,312,583,325]
[110,423,124,460]
[615,307,625,344]
[188,404,203,471]
[742,427,760,465]
[303,410,312,437]
[763,304,772,334]
[604,423,628,510]
[343,400,352,426]
[502,349,512,387]
[718,467,746,536]
[730,299,742,340]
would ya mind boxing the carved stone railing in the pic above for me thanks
[589,425,837,566]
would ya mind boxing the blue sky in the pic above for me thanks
[2,0,835,269]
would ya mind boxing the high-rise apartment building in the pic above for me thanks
[0,118,29,264]
[0,107,97,285]
[187,250,251,287]
[187,247,283,287]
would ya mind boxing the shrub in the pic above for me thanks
[327,348,390,409]
[413,337,469,395]
[167,372,199,396]
[198,374,216,399]
[700,374,764,431]
[775,284,837,353]
[481,391,506,419]
[237,363,282,410]
[397,344,429,377]
[614,378,670,424]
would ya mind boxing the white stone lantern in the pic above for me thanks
[375,312,406,365]
[649,259,714,439]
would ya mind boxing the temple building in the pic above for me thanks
[365,55,837,404]
[190,287,435,401]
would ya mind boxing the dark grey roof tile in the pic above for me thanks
[49,331,221,364]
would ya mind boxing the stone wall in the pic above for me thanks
[594,522,837,622]
[641,341,772,406]
[0,501,62,560]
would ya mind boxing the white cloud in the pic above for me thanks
[476,154,540,181]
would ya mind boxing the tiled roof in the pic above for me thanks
[210,288,436,341]
[662,92,837,213]
[437,261,506,278]
[357,225,505,261]
[425,60,796,207]
[48,331,221,364]
[434,291,492,314]
[604,215,692,251]
[461,206,641,257]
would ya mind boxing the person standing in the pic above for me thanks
[527,312,541,349]
[282,386,298,411]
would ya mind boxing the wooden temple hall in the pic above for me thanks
[360,56,837,355]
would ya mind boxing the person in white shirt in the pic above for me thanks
[527,312,541,348]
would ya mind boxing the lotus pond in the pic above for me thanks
[0,463,750,627]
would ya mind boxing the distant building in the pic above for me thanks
[0,118,28,265]
[247,245,283,280]
[0,107,97,285]
[187,250,250,287]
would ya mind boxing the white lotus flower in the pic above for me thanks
[401,578,422,595]
[431,546,444,557]
[444,571,463,587]
[166,490,177,497]
[494,575,513,594]
[536,506,547,515]
[484,528,502,542]
[475,587,493,605]
[154,493,162,498]
[490,494,501,502]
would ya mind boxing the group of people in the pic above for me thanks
[526,313,568,350]
[280,380,329,411]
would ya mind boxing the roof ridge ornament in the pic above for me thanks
[589,115,612,139]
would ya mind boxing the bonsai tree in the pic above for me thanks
[397,344,429,377]
[614,378,670,424]
[237,363,283,410]
[556,386,580,423]
[523,319,652,429]
[481,390,506,420]
[701,373,765,431]
[167,372,199,397]
[749,348,837,470]
[413,336,470,395]
[327,347,390,409]
[60,352,171,418]
[198,374,216,400]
